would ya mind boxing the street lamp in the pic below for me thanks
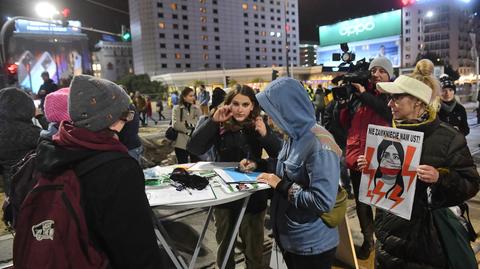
[35,2,59,19]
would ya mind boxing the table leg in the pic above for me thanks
[153,217,188,269]
[220,195,251,269]
[188,207,214,269]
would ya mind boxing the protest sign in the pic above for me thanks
[359,124,423,220]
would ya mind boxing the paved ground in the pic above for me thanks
[1,103,480,268]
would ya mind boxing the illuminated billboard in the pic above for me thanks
[14,19,83,36]
[317,36,401,67]
[7,19,91,93]
[8,35,91,93]
[319,10,402,47]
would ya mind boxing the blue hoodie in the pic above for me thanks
[257,78,340,255]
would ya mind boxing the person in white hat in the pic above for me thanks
[357,59,480,268]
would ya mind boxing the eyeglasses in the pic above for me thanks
[386,94,410,103]
[120,110,135,122]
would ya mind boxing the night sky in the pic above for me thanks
[0,0,478,45]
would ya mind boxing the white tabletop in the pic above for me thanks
[147,162,270,210]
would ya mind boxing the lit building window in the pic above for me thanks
[175,53,181,59]
[242,3,248,10]
[199,0,206,3]
[200,7,207,13]
[253,4,258,10]
[200,16,207,23]
[203,53,209,60]
[202,35,208,41]
[171,3,177,10]
[159,22,165,29]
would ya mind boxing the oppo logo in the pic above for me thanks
[339,20,375,36]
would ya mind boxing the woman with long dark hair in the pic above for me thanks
[188,84,281,269]
[172,87,202,164]
[373,139,404,200]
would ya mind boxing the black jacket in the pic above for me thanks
[324,100,347,150]
[0,87,42,194]
[375,116,480,269]
[118,104,142,150]
[438,100,469,136]
[35,140,163,269]
[38,79,58,109]
[187,118,281,213]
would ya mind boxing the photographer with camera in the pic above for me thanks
[339,56,394,260]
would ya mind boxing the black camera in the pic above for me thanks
[331,43,371,102]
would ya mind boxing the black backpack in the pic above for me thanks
[2,151,37,229]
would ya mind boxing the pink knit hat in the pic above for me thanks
[44,87,71,123]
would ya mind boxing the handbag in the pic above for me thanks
[165,107,183,141]
[165,127,178,141]
[432,207,477,269]
[320,186,348,228]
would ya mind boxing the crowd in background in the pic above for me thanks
[0,54,479,269]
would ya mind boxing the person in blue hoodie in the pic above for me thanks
[256,77,340,269]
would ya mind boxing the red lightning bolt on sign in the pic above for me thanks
[363,147,376,202]
[388,184,405,209]
[402,145,417,191]
[372,180,387,204]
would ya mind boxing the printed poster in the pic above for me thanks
[359,124,423,220]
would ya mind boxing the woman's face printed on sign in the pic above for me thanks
[379,145,401,170]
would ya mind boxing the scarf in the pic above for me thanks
[53,121,128,153]
[440,99,456,113]
[221,117,256,133]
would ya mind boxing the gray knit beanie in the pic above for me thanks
[369,56,394,79]
[69,75,130,132]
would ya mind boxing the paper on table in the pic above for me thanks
[214,168,261,183]
[188,162,237,171]
[146,184,216,206]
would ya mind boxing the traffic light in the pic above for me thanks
[225,76,231,86]
[272,70,279,81]
[122,32,131,41]
[61,8,70,27]
[401,0,416,6]
[6,63,18,85]
[121,25,131,41]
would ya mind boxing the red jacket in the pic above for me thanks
[340,87,391,170]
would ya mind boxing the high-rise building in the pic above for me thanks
[402,0,479,75]
[128,0,299,75]
[92,41,134,81]
[299,43,318,67]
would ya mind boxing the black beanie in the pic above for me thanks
[440,76,456,93]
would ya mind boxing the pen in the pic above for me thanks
[170,183,192,195]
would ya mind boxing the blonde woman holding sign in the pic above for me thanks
[358,59,480,269]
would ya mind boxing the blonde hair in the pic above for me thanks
[409,59,441,111]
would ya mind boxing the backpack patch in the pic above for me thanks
[32,220,55,241]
